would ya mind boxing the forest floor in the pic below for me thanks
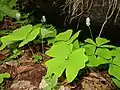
[0,18,117,90]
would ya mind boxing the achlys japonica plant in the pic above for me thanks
[0,0,21,21]
[0,24,56,50]
[45,30,88,83]
[0,72,10,84]
[83,37,120,88]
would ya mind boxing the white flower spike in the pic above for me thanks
[86,17,90,26]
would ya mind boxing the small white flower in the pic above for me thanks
[16,13,21,20]
[41,15,46,23]
[86,17,90,26]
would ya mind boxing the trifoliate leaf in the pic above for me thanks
[66,48,88,82]
[109,64,120,81]
[46,42,72,58]
[95,48,111,59]
[111,47,120,56]
[0,25,32,50]
[45,57,67,77]
[96,37,110,46]
[67,31,80,44]
[40,28,56,38]
[83,44,96,55]
[113,56,120,67]
[87,55,110,67]
[55,30,72,41]
[112,78,120,88]
[85,38,96,46]
[19,27,40,47]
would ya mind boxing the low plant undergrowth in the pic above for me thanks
[0,24,120,89]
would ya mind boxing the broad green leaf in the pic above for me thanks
[40,28,56,38]
[55,30,72,41]
[73,40,79,50]
[45,57,66,77]
[95,48,111,59]
[100,45,116,48]
[113,56,120,67]
[109,64,120,81]
[66,48,88,82]
[46,42,72,58]
[96,37,110,46]
[111,47,120,56]
[19,27,40,47]
[83,44,96,55]
[0,25,32,50]
[85,38,96,46]
[112,78,120,88]
[67,31,80,44]
[87,55,110,67]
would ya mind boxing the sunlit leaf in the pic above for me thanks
[95,48,111,59]
[109,64,120,81]
[66,48,88,82]
[83,44,96,55]
[99,45,116,48]
[96,37,110,46]
[46,42,72,58]
[55,30,72,41]
[87,55,110,67]
[67,31,80,44]
[19,27,40,47]
[45,57,67,77]
[0,73,10,84]
[113,56,120,67]
[85,38,96,46]
[111,47,120,56]
[0,25,32,50]
[73,40,80,50]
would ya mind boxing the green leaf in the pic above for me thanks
[50,75,58,88]
[111,47,120,56]
[96,37,110,46]
[40,28,56,38]
[0,25,32,50]
[45,57,67,77]
[73,40,80,50]
[0,6,20,20]
[0,73,10,84]
[19,27,40,47]
[85,38,96,46]
[66,48,88,82]
[83,44,96,55]
[87,55,110,67]
[113,56,120,67]
[112,78,120,88]
[46,42,72,58]
[99,45,116,48]
[33,54,42,63]
[95,48,111,59]
[67,31,80,44]
[55,30,72,41]
[109,64,120,81]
